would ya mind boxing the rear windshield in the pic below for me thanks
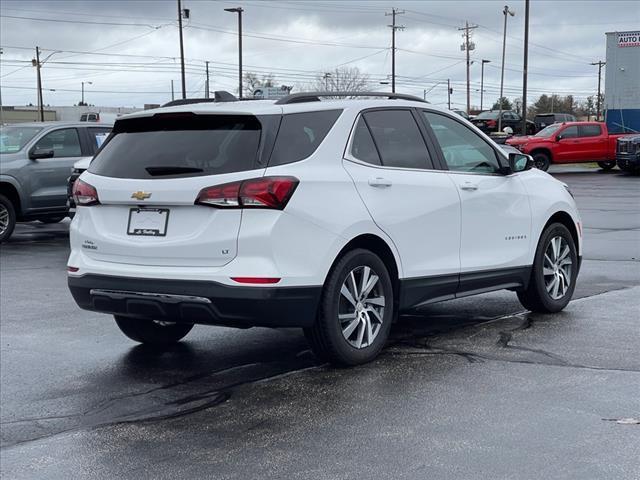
[475,111,499,120]
[89,114,263,179]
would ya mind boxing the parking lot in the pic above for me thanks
[0,166,638,479]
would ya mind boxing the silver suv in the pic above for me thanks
[0,122,111,241]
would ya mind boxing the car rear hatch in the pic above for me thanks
[75,112,274,267]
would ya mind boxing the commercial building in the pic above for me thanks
[604,30,640,133]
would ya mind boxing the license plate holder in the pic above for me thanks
[127,208,169,237]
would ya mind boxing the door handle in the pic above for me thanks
[368,177,392,188]
[460,181,478,191]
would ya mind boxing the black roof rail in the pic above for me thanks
[274,91,427,105]
[161,91,239,108]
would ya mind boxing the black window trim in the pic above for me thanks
[343,107,438,172]
[418,109,510,176]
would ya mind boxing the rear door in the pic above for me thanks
[28,127,84,209]
[343,109,461,302]
[77,113,269,267]
[577,124,607,160]
[421,111,532,289]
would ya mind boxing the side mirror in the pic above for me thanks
[555,134,563,142]
[29,148,55,160]
[508,152,533,173]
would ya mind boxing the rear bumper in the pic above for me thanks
[68,274,321,328]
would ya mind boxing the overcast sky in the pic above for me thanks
[1,0,638,110]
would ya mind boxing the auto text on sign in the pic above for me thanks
[618,31,640,47]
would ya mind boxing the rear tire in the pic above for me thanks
[304,249,394,366]
[517,223,578,313]
[114,315,193,345]
[597,161,616,170]
[0,194,17,243]
[532,152,550,171]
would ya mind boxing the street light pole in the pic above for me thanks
[35,46,43,122]
[225,7,244,99]
[205,61,210,99]
[498,5,515,132]
[81,81,92,106]
[480,59,490,111]
[521,0,530,135]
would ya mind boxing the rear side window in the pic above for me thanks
[89,114,262,179]
[579,125,601,137]
[350,117,381,165]
[269,110,342,166]
[363,110,432,169]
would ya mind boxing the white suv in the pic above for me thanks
[68,92,582,366]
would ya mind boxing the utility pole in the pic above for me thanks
[35,46,44,122]
[177,0,187,99]
[323,72,332,90]
[591,60,605,121]
[386,8,405,93]
[171,80,175,101]
[521,0,530,135]
[225,7,244,98]
[480,59,490,111]
[498,5,515,131]
[459,22,477,116]
[447,79,452,109]
[205,61,210,98]
[81,81,92,106]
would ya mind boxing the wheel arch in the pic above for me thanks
[530,147,553,161]
[0,181,22,214]
[328,233,401,313]
[544,211,580,255]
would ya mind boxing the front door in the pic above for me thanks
[421,111,532,292]
[28,128,84,209]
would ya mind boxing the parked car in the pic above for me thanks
[471,110,536,135]
[67,130,111,216]
[505,121,633,171]
[0,122,111,241]
[451,109,470,120]
[80,112,119,123]
[533,113,576,133]
[68,92,582,366]
[615,134,640,174]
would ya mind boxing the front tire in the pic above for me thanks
[597,161,616,171]
[114,315,193,345]
[304,249,394,366]
[532,152,550,171]
[517,223,578,313]
[0,194,17,243]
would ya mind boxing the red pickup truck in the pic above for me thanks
[505,121,631,171]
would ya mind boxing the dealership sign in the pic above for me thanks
[618,31,640,47]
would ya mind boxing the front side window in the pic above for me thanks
[423,111,502,174]
[579,125,601,137]
[33,128,82,157]
[269,110,342,166]
[350,117,381,165]
[560,126,578,139]
[363,110,432,169]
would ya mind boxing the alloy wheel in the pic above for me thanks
[543,236,573,300]
[0,204,9,236]
[338,266,386,349]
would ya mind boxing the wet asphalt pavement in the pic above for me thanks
[1,166,639,479]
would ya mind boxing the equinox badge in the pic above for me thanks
[131,191,152,201]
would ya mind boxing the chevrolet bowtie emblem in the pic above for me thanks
[131,191,152,201]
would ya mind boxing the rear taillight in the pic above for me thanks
[73,179,100,206]
[196,176,299,210]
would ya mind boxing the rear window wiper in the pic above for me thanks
[145,166,204,176]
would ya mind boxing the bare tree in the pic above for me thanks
[242,72,276,97]
[312,67,370,96]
